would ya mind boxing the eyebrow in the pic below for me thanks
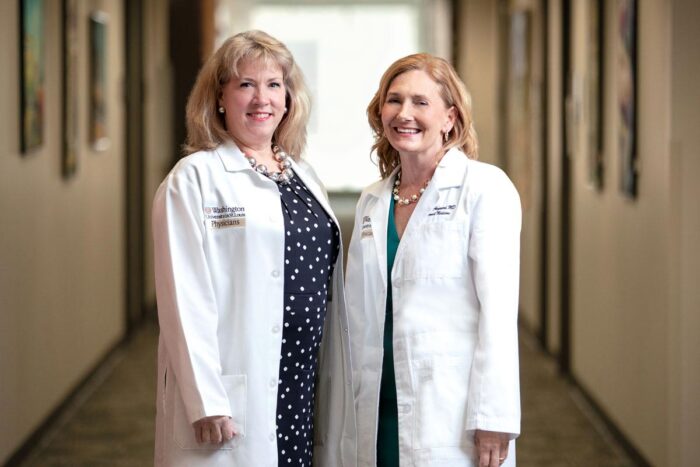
[386,92,430,101]
[237,76,283,82]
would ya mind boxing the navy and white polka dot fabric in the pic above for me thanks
[275,175,340,466]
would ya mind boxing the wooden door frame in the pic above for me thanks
[559,0,572,374]
[124,0,145,335]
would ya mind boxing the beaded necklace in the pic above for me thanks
[245,145,294,184]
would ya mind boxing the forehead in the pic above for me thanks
[386,69,441,97]
[234,56,284,79]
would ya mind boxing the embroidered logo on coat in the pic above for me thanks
[361,215,373,238]
[204,205,246,229]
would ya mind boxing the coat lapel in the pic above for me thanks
[364,168,398,293]
[393,149,468,268]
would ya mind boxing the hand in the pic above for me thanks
[474,430,509,466]
[193,415,237,445]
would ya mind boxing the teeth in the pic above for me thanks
[396,128,419,134]
[250,113,270,118]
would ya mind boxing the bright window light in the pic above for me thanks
[249,4,420,191]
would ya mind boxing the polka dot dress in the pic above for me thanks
[276,175,340,467]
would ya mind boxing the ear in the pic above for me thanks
[443,106,457,134]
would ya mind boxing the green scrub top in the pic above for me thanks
[377,195,400,467]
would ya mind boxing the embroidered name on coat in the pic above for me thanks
[428,204,456,217]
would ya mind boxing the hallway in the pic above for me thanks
[17,321,635,467]
[2,0,699,465]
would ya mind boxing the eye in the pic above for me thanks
[240,82,254,88]
[269,81,282,88]
[386,97,400,104]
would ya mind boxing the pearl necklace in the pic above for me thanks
[393,171,430,206]
[245,145,294,185]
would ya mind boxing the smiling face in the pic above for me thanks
[218,58,287,150]
[381,69,456,161]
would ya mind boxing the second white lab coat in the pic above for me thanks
[345,149,521,467]
[152,140,357,466]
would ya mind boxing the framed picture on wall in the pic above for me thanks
[62,0,79,177]
[587,0,604,191]
[617,0,638,198]
[89,11,109,151]
[19,0,46,154]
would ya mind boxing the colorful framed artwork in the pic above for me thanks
[62,0,79,177]
[617,0,638,198]
[89,11,109,151]
[587,0,604,191]
[19,0,46,154]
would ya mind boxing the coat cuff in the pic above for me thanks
[465,416,520,441]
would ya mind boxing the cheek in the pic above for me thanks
[380,109,393,132]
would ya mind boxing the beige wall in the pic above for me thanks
[143,0,174,308]
[460,0,698,464]
[455,0,500,166]
[508,0,546,335]
[457,0,548,338]
[571,0,700,466]
[0,1,126,463]
[669,0,700,464]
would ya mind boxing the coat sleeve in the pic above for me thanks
[465,168,522,439]
[344,192,368,389]
[152,167,232,424]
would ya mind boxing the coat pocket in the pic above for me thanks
[412,358,472,450]
[399,221,468,281]
[173,374,248,450]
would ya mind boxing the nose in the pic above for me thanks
[397,102,413,121]
[252,86,269,105]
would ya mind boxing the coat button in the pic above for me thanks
[269,433,275,442]
[270,378,277,388]
[272,325,280,333]
[271,270,280,278]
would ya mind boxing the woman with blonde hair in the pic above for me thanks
[346,53,521,467]
[152,30,356,466]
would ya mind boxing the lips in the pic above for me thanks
[394,127,421,135]
[248,112,273,121]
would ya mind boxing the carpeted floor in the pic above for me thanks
[17,318,637,466]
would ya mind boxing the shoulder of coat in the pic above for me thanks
[465,159,521,213]
[466,159,513,189]
[170,148,219,176]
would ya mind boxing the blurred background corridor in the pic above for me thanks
[1,0,698,466]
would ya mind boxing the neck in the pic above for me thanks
[398,148,445,185]
[231,136,274,162]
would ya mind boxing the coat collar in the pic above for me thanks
[365,147,468,199]
[214,139,340,229]
[215,139,253,172]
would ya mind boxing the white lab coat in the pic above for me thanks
[345,149,521,467]
[152,140,357,467]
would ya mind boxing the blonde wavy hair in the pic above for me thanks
[184,30,310,159]
[367,53,479,178]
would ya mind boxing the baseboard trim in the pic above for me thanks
[567,374,652,467]
[519,323,652,466]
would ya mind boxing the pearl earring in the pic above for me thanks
[218,106,225,114]
[443,130,450,143]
